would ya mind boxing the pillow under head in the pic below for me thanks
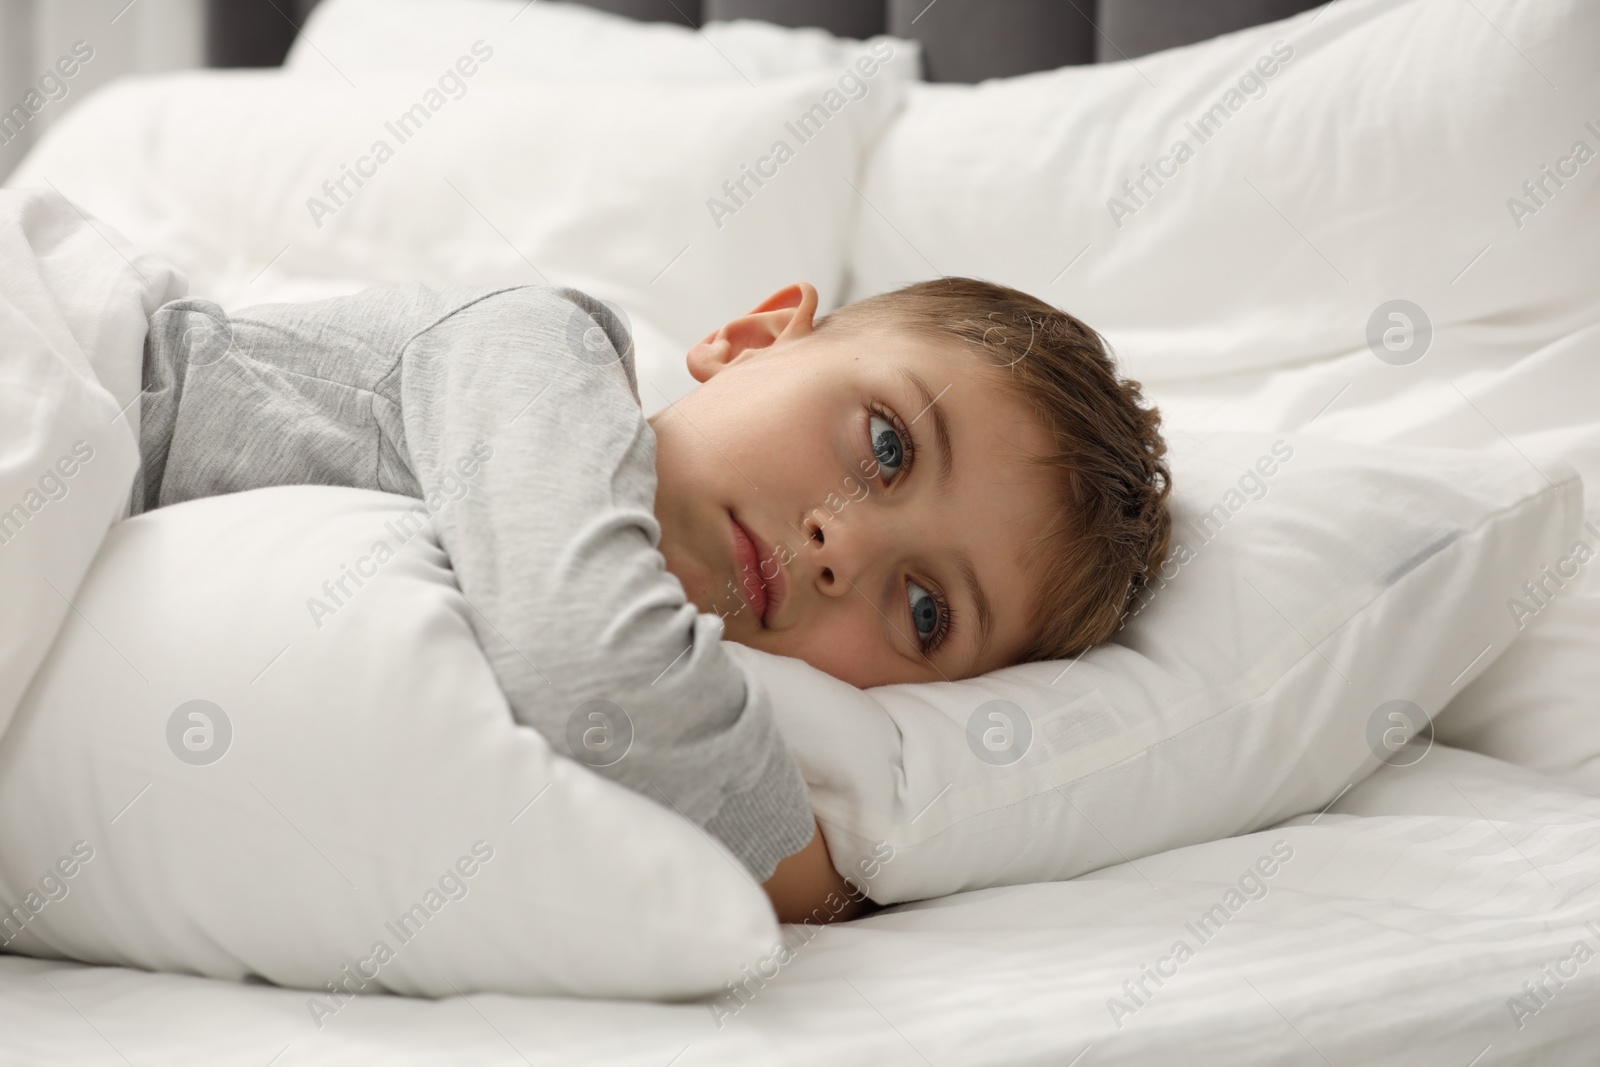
[738,431,1583,904]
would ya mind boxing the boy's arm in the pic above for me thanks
[136,283,845,904]
[762,816,873,924]
[395,286,817,883]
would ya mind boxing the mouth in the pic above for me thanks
[729,511,784,627]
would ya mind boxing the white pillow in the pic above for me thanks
[1434,498,1600,795]
[846,0,1600,382]
[286,0,922,85]
[8,66,905,409]
[732,431,1584,904]
[0,486,777,998]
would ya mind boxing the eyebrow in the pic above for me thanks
[896,367,995,671]
[898,367,955,496]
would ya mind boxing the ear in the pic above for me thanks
[686,282,819,383]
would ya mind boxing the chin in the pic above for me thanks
[691,581,724,620]
[657,541,705,607]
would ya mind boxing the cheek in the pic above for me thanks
[767,609,899,689]
[676,371,823,481]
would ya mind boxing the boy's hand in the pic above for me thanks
[760,817,873,925]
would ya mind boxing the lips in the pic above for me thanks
[729,512,783,626]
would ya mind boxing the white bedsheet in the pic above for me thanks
[2,744,1596,1066]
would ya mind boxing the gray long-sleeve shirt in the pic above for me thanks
[132,283,815,882]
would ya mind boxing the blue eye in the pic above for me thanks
[869,412,907,482]
[908,575,940,643]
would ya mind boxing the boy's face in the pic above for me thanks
[646,283,1059,689]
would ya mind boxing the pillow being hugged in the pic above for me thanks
[0,487,778,1000]
[735,432,1585,905]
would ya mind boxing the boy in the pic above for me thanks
[133,275,1172,922]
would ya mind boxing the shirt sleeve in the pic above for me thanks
[392,285,816,882]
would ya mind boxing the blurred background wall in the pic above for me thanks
[0,0,205,180]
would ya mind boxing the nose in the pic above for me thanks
[804,510,873,599]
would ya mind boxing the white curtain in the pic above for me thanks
[0,0,204,179]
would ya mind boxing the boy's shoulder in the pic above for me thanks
[231,282,640,405]
[414,284,640,405]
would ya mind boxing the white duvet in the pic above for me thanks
[0,189,181,740]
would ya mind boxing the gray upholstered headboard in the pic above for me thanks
[208,0,1323,82]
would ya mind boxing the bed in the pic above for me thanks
[3,0,1598,1063]
[2,744,1599,1065]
